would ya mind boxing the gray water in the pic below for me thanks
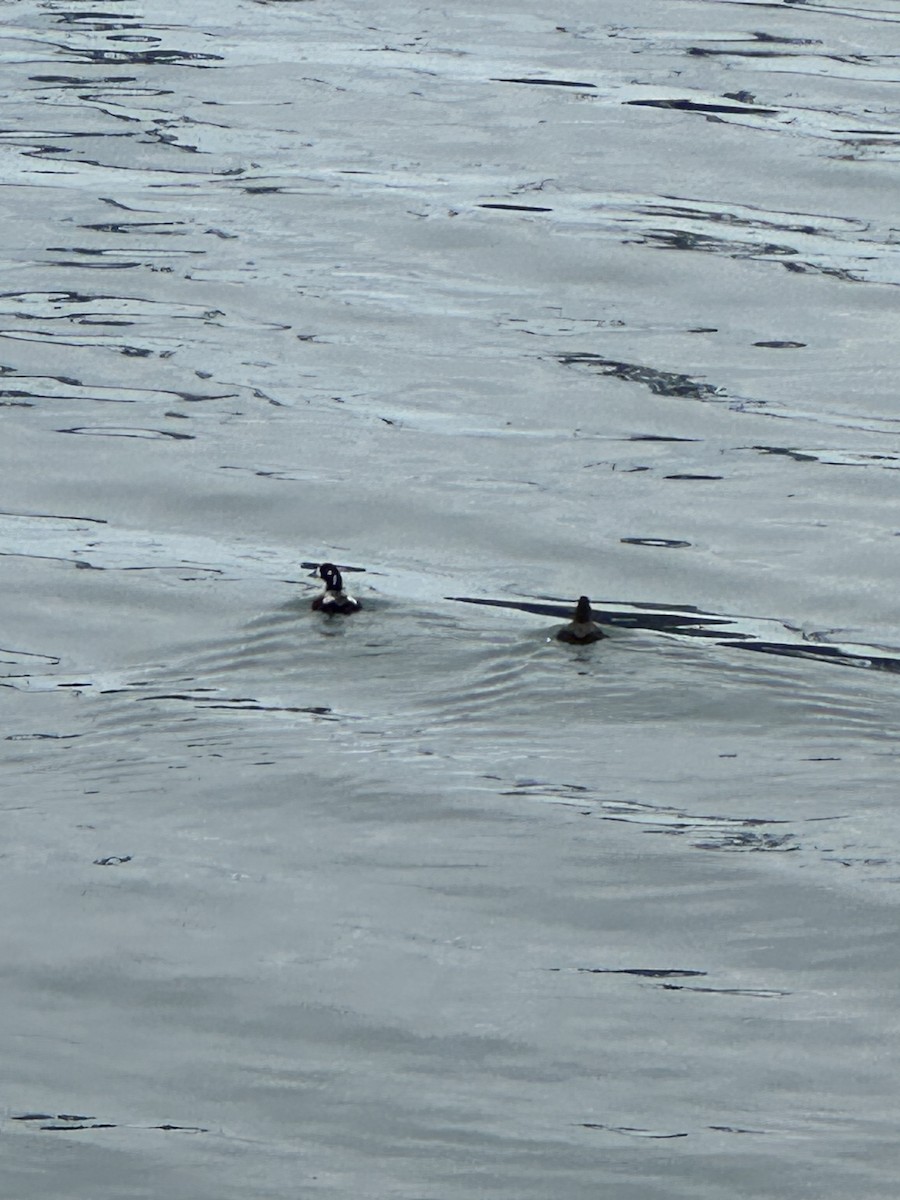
[3,1,900,1196]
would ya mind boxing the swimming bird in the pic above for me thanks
[556,595,605,644]
[311,563,361,615]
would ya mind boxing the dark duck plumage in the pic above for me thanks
[311,563,361,615]
[556,595,605,644]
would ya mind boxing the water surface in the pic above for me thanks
[3,1,900,1196]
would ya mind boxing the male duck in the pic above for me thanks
[312,563,361,615]
[556,595,605,644]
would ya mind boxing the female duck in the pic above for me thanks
[556,595,604,644]
[312,563,361,615]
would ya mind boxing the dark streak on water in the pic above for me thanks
[627,98,780,116]
[448,596,900,672]
[493,77,598,89]
[557,353,725,400]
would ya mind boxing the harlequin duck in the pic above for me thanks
[556,595,604,644]
[312,563,360,615]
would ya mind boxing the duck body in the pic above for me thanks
[556,595,605,644]
[311,563,361,615]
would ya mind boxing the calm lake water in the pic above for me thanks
[3,1,900,1196]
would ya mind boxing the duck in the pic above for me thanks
[556,595,605,644]
[311,563,361,615]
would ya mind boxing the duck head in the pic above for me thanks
[574,595,593,623]
[319,562,343,593]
